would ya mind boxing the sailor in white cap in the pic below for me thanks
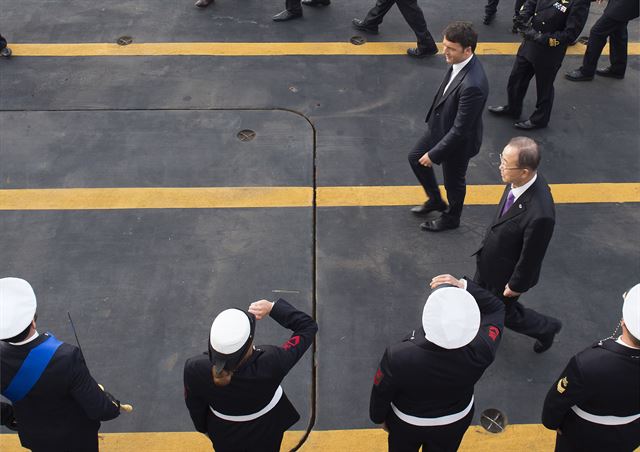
[0,277,123,452]
[183,298,317,452]
[370,274,505,452]
[542,284,640,452]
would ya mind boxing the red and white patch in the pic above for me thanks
[488,326,500,341]
[282,336,301,350]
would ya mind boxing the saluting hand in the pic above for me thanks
[430,274,464,289]
[249,300,274,320]
[418,152,433,167]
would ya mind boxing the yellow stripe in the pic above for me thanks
[0,183,637,210]
[8,42,640,57]
[0,425,558,451]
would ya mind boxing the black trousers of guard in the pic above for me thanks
[210,431,284,452]
[285,0,303,14]
[473,270,558,341]
[507,52,563,127]
[485,0,526,16]
[408,135,470,222]
[581,15,630,76]
[387,407,473,452]
[361,0,436,48]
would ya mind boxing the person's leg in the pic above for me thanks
[529,59,562,126]
[503,297,560,340]
[607,21,629,75]
[422,408,473,452]
[285,0,303,14]
[441,157,470,223]
[363,0,396,26]
[581,15,621,76]
[387,414,423,452]
[485,0,500,17]
[408,134,444,204]
[395,0,436,50]
[506,54,535,117]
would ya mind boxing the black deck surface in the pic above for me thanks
[1,0,639,440]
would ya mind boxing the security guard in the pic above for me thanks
[542,284,640,452]
[0,277,123,452]
[370,275,505,452]
[488,0,590,129]
[183,298,317,452]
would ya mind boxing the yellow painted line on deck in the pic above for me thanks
[9,42,640,57]
[0,183,637,210]
[0,425,559,451]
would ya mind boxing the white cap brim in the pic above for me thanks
[0,278,37,340]
[423,286,480,349]
[623,284,640,339]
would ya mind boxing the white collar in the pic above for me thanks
[9,330,40,346]
[616,335,640,350]
[510,173,537,202]
[451,53,474,74]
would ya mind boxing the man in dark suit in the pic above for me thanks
[408,22,489,232]
[566,0,639,80]
[474,137,562,353]
[0,277,123,452]
[488,0,591,129]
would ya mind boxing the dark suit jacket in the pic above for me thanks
[604,0,640,22]
[474,174,555,294]
[0,333,120,451]
[424,55,489,165]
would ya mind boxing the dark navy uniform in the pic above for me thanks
[542,339,640,452]
[0,333,121,452]
[370,280,505,452]
[507,0,590,125]
[580,0,640,77]
[184,299,317,452]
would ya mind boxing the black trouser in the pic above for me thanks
[473,269,557,341]
[485,0,526,16]
[210,431,284,452]
[362,0,436,48]
[285,0,302,14]
[387,406,473,452]
[581,14,629,76]
[408,135,470,222]
[506,52,562,126]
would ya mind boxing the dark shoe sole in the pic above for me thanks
[596,71,624,79]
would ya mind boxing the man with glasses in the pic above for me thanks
[473,137,562,353]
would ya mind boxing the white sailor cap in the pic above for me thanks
[423,285,480,349]
[623,284,640,339]
[0,278,37,341]
[209,308,255,375]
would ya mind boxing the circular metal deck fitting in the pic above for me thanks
[117,36,133,46]
[237,129,256,142]
[350,36,366,46]
[480,408,507,433]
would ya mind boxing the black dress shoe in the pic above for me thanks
[273,9,302,21]
[407,46,438,58]
[352,18,379,34]
[514,119,545,130]
[195,0,213,7]
[302,0,330,5]
[410,200,447,215]
[420,216,459,232]
[533,320,562,353]
[0,47,11,58]
[565,68,594,81]
[487,105,520,119]
[483,14,495,25]
[596,66,625,79]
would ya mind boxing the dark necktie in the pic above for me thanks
[500,191,515,217]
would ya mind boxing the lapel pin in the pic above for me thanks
[518,204,522,209]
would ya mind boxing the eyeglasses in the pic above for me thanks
[499,154,525,171]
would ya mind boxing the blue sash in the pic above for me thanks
[3,334,63,403]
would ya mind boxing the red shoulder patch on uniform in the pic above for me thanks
[282,336,301,350]
[488,326,500,341]
[373,368,384,386]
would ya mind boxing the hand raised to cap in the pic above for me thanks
[430,274,464,290]
[248,300,274,320]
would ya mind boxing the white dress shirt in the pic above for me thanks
[510,173,538,203]
[443,54,474,95]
